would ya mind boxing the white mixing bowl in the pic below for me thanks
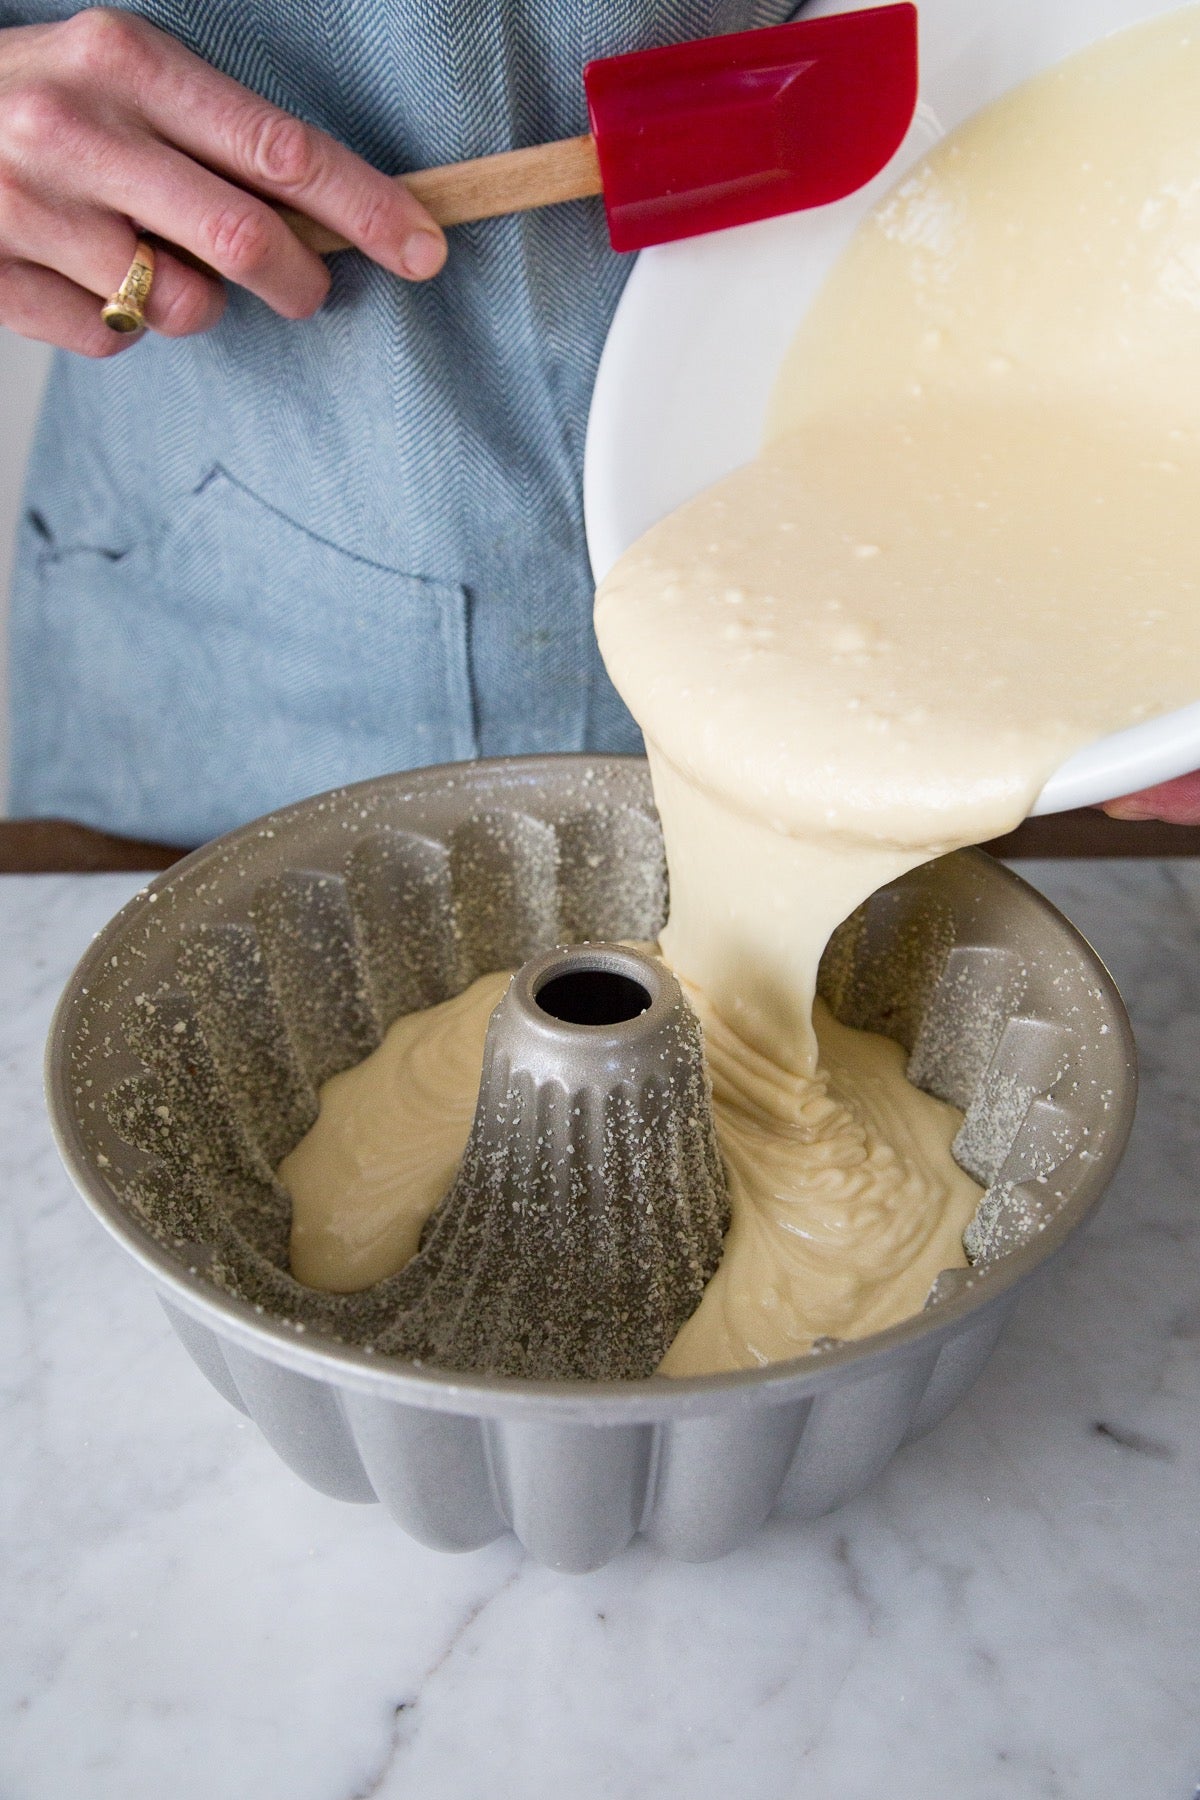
[583,0,1200,815]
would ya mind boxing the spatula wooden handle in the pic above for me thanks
[280,133,603,252]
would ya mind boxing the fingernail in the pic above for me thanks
[1099,799,1151,820]
[401,230,445,280]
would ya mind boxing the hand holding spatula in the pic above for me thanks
[284,4,918,258]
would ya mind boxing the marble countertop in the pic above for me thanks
[3,863,1198,1800]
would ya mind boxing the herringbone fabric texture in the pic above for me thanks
[4,0,799,843]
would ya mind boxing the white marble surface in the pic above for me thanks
[2,863,1199,1800]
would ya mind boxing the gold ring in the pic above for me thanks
[101,239,155,334]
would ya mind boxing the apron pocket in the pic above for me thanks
[12,467,478,843]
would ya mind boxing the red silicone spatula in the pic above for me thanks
[287,4,918,257]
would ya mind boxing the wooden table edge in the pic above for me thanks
[1,810,1199,874]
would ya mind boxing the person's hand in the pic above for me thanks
[1101,771,1200,824]
[0,7,447,357]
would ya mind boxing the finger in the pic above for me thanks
[1101,770,1200,825]
[108,10,447,280]
[0,182,224,336]
[0,257,133,357]
[92,133,333,319]
[129,242,226,336]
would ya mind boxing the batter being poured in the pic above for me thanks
[283,9,1200,1373]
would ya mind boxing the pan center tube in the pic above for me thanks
[319,943,732,1380]
[533,960,652,1027]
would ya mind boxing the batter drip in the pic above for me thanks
[597,5,1200,1071]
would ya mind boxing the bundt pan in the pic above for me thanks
[47,756,1136,1572]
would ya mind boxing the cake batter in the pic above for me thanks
[283,8,1200,1373]
[599,5,1200,1075]
[283,966,981,1369]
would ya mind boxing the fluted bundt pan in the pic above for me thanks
[47,756,1136,1571]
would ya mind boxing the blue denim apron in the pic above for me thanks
[3,0,797,843]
